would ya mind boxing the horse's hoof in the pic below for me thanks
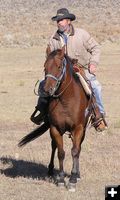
[67,182,76,192]
[77,177,80,181]
[57,180,65,187]
[48,176,54,183]
[48,169,54,177]
[45,175,53,183]
[77,173,80,181]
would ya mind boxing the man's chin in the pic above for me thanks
[58,27,65,33]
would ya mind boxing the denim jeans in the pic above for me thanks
[85,70,105,114]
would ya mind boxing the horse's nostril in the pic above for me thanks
[49,87,53,95]
[43,84,48,93]
[50,87,53,92]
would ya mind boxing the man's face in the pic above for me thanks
[57,19,71,33]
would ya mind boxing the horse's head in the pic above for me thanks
[44,46,66,96]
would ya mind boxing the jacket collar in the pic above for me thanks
[53,24,75,40]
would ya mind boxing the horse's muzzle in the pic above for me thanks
[43,86,56,97]
[48,87,56,96]
[44,81,57,97]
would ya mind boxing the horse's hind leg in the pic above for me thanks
[48,137,57,176]
[68,124,84,191]
[50,126,65,186]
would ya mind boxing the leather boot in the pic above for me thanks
[30,107,46,125]
[91,114,108,132]
[90,96,108,132]
[30,94,50,125]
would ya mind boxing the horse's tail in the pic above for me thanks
[18,122,50,147]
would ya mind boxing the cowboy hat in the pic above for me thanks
[51,8,76,21]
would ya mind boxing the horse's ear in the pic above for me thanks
[46,45,51,57]
[71,58,78,64]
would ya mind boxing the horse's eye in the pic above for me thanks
[58,66,61,70]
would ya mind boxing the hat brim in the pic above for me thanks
[52,14,76,21]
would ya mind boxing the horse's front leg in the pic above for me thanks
[48,136,57,176]
[68,124,85,191]
[50,126,65,186]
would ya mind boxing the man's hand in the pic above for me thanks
[88,64,97,75]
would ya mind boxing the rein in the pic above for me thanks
[53,74,72,98]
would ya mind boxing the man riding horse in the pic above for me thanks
[31,8,108,131]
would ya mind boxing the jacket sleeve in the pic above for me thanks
[83,30,101,67]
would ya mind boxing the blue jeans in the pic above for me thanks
[85,70,105,114]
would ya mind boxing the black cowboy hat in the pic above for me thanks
[51,8,76,21]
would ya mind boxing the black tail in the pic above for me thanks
[18,122,50,147]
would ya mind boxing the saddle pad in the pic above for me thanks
[76,72,92,96]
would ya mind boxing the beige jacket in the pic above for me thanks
[48,25,101,68]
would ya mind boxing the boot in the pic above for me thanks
[100,113,108,130]
[30,107,46,125]
[30,93,50,125]
[90,96,108,132]
[91,113,108,132]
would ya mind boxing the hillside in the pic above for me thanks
[0,0,120,47]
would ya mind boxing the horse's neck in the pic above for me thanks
[64,55,73,78]
[58,58,77,99]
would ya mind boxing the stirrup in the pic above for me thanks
[30,109,45,125]
[101,114,108,127]
[91,116,108,132]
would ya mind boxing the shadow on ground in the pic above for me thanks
[0,156,68,181]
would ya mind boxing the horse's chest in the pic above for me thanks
[49,103,74,132]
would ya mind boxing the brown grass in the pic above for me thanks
[0,41,120,199]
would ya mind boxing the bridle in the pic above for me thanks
[45,57,72,97]
[45,58,66,87]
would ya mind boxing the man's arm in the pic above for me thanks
[83,30,101,74]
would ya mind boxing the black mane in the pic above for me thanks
[48,49,62,59]
[65,54,80,83]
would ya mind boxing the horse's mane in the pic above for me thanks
[64,54,80,83]
[47,49,61,59]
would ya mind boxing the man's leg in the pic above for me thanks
[30,80,49,125]
[85,70,108,131]
[30,96,49,125]
[90,78,105,114]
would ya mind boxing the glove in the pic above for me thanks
[88,64,97,75]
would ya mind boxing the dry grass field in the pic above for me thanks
[0,41,120,200]
[0,0,120,199]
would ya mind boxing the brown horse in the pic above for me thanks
[19,46,91,191]
[43,46,90,190]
